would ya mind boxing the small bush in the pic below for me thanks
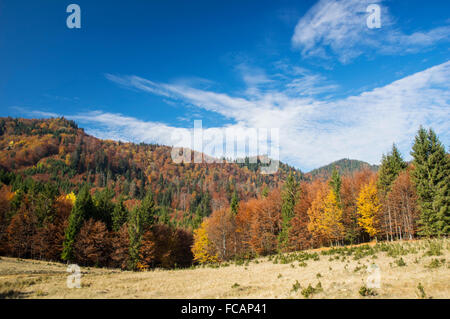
[300,282,323,298]
[416,282,429,299]
[425,258,445,269]
[291,280,301,293]
[231,283,240,289]
[395,257,406,267]
[423,240,443,257]
[359,285,377,297]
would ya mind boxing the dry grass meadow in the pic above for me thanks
[0,238,449,299]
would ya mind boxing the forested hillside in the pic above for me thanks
[308,158,379,179]
[0,117,300,229]
[0,117,448,272]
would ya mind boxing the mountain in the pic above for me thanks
[0,117,301,228]
[307,158,379,179]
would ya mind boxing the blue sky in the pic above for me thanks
[1,0,449,171]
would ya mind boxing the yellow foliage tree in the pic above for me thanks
[307,186,344,245]
[191,221,218,264]
[356,180,381,239]
[65,192,76,205]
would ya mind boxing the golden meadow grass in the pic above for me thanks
[0,238,448,299]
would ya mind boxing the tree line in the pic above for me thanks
[0,126,448,269]
[192,127,449,263]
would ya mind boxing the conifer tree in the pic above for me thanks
[127,206,144,270]
[377,144,407,195]
[62,185,95,262]
[411,127,450,236]
[329,166,342,205]
[112,195,128,232]
[230,190,239,216]
[278,173,299,250]
[377,144,407,240]
[139,189,156,228]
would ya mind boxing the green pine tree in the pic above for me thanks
[278,173,299,250]
[411,127,450,236]
[112,195,128,232]
[61,185,95,261]
[128,206,144,270]
[377,144,407,196]
[139,189,156,228]
[329,166,342,205]
[230,190,239,216]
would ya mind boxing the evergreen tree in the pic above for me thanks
[230,190,239,216]
[112,195,128,232]
[61,186,95,261]
[278,173,299,250]
[139,189,156,228]
[411,127,450,236]
[377,144,407,196]
[93,187,115,229]
[127,206,144,270]
[329,166,342,205]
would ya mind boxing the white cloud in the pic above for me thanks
[17,61,449,172]
[99,61,450,171]
[292,0,450,64]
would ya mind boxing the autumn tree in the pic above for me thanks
[411,127,450,236]
[140,224,193,269]
[73,219,110,266]
[356,180,381,240]
[307,184,344,246]
[192,220,218,264]
[7,203,38,258]
[386,170,419,240]
[0,185,13,255]
[249,190,282,255]
[288,182,314,251]
[110,223,130,269]
[206,208,236,261]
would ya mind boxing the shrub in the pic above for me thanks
[359,285,377,296]
[395,257,406,267]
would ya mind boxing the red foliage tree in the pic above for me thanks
[249,190,282,255]
[7,202,38,258]
[110,223,130,269]
[73,219,111,266]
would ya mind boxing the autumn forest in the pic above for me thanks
[0,117,448,271]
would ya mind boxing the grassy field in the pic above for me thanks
[0,238,449,299]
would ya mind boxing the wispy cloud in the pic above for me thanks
[15,62,450,171]
[100,61,450,171]
[292,0,450,64]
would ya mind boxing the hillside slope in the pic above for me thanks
[308,158,379,179]
[0,117,301,226]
